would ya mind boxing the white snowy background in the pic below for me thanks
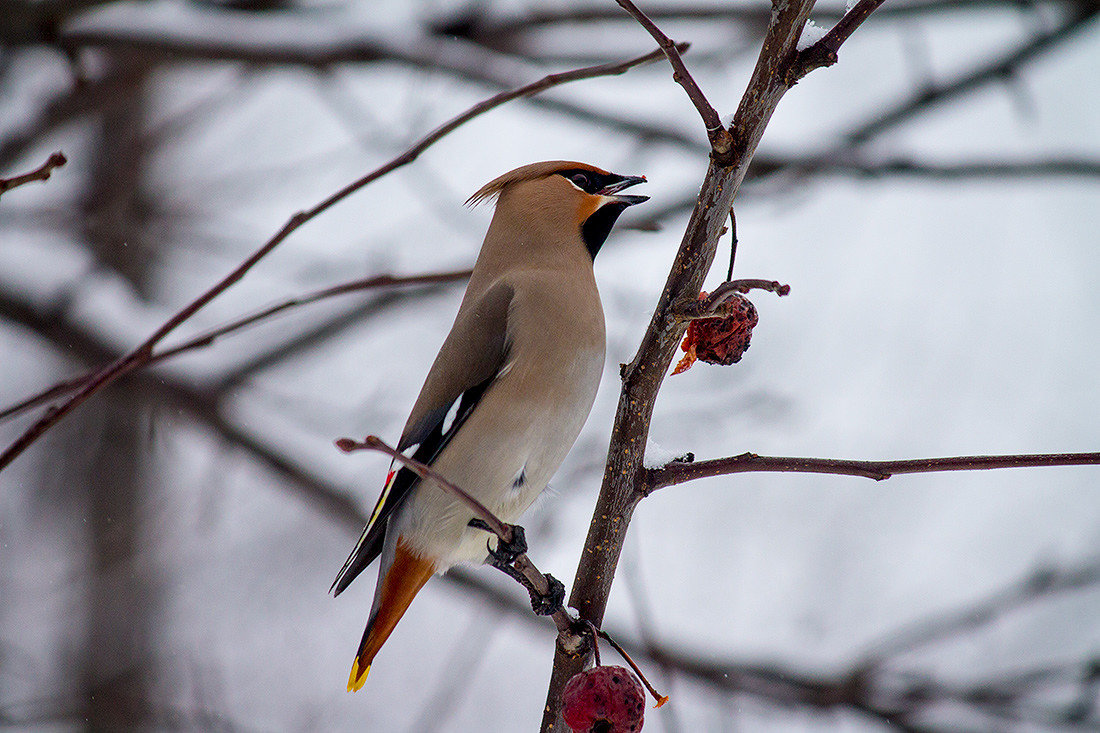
[1,1,1098,730]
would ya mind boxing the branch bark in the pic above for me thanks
[645,451,1100,492]
[540,1,828,728]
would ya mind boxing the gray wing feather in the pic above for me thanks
[332,281,514,594]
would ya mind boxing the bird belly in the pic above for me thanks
[400,346,602,568]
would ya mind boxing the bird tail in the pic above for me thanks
[347,537,435,691]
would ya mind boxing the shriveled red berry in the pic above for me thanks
[561,665,645,732]
[672,292,758,375]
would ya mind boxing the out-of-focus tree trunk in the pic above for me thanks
[72,51,157,730]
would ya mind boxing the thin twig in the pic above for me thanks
[613,0,729,149]
[0,46,671,474]
[726,209,737,282]
[791,0,888,82]
[0,151,66,199]
[672,278,790,320]
[593,627,670,707]
[0,269,471,423]
[645,451,1100,493]
[334,435,577,637]
[335,435,510,540]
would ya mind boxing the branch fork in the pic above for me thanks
[616,0,884,156]
[791,0,888,83]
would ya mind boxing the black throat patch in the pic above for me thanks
[581,202,631,259]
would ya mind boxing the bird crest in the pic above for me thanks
[465,160,609,207]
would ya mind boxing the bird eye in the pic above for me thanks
[570,173,589,190]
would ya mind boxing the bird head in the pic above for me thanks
[467,161,648,259]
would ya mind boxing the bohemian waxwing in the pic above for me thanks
[333,160,648,691]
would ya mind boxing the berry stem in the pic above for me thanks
[582,619,602,666]
[594,628,669,707]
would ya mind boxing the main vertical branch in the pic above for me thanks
[541,1,818,729]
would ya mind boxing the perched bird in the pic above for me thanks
[332,161,648,691]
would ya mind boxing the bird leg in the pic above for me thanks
[468,518,566,616]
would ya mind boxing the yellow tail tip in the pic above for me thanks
[347,658,371,692]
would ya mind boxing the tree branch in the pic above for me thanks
[613,0,728,147]
[644,451,1100,493]
[0,45,671,474]
[751,152,1100,180]
[440,0,1082,43]
[58,11,704,154]
[8,278,1097,729]
[671,278,790,320]
[845,4,1100,144]
[0,151,67,199]
[856,557,1100,666]
[629,152,1100,231]
[542,1,834,728]
[790,0,887,82]
[0,269,470,423]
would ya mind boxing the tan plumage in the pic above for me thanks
[333,161,647,690]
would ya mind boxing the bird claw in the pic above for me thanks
[530,572,565,616]
[468,518,528,564]
[467,518,563,616]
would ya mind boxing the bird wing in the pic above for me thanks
[331,281,514,595]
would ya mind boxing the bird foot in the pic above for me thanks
[467,518,564,615]
[468,518,528,564]
[529,572,566,616]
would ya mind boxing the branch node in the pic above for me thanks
[530,573,566,616]
[709,127,734,155]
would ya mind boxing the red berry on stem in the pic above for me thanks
[561,665,646,732]
[672,291,758,375]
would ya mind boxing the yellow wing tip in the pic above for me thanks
[347,658,371,692]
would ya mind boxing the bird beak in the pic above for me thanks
[598,175,648,206]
